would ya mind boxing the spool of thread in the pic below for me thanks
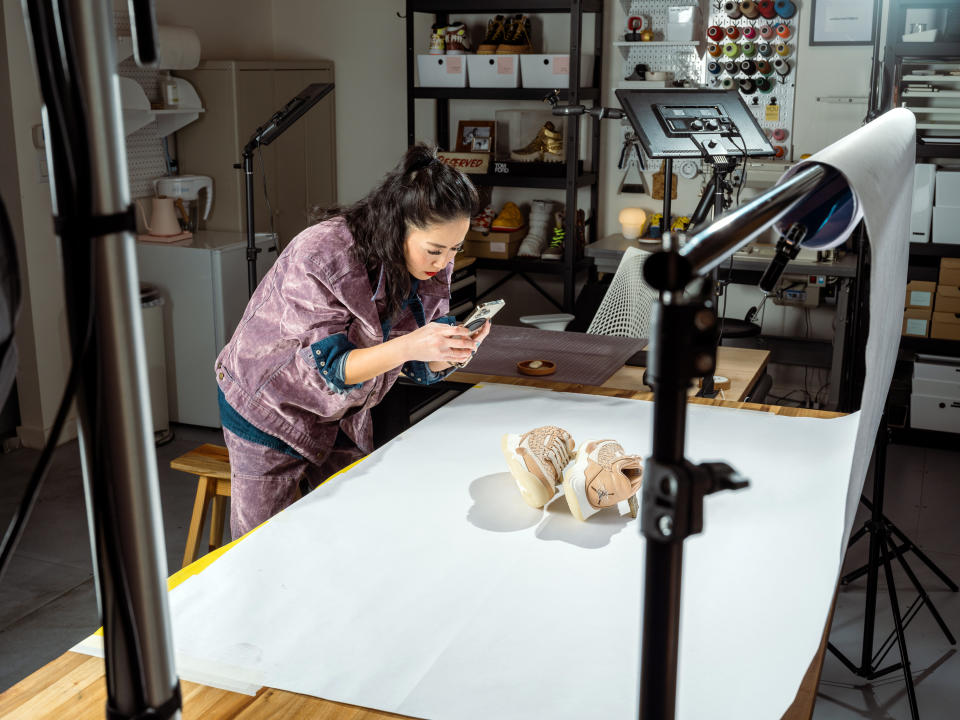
[773,145,786,158]
[721,77,736,90]
[775,23,792,38]
[739,78,757,94]
[740,1,760,19]
[725,25,741,40]
[707,25,724,42]
[741,41,757,57]
[708,61,722,75]
[759,24,775,40]
[775,42,791,56]
[773,58,790,75]
[740,59,757,75]
[723,60,739,74]
[707,43,723,57]
[723,42,740,58]
[774,0,797,19]
[742,26,758,40]
[757,0,777,19]
[756,59,772,75]
[757,42,773,57]
[771,128,788,141]
[756,76,773,93]
[723,0,742,19]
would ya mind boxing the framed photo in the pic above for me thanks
[456,120,495,153]
[809,0,879,46]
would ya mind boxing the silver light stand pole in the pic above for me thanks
[24,0,181,716]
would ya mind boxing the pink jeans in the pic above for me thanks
[222,427,364,539]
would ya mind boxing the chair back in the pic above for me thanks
[586,246,656,339]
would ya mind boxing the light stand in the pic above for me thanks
[237,82,334,297]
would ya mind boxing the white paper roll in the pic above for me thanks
[156,25,201,70]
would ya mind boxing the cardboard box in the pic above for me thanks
[911,164,936,243]
[905,280,937,309]
[910,393,960,433]
[935,291,960,314]
[437,152,489,174]
[932,206,960,245]
[940,258,960,289]
[416,54,467,88]
[931,310,960,340]
[902,307,932,337]
[462,234,523,259]
[467,54,519,88]
[935,170,960,207]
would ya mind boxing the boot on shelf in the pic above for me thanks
[517,200,554,257]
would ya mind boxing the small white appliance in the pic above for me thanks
[155,175,213,232]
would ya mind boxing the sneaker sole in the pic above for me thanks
[501,434,556,509]
[562,443,602,522]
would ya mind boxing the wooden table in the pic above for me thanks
[452,345,771,403]
[1,396,841,720]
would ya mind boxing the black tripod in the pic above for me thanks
[828,418,957,720]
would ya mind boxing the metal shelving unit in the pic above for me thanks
[405,0,604,311]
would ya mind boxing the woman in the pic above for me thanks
[216,143,489,539]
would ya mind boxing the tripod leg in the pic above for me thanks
[891,535,957,645]
[881,531,920,720]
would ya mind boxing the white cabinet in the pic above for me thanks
[136,231,277,427]
[175,60,337,249]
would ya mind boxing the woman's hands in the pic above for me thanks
[401,322,478,365]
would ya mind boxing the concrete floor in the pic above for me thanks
[0,425,958,718]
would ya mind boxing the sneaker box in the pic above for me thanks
[905,280,937,309]
[931,311,960,340]
[935,170,960,206]
[417,55,467,87]
[519,54,595,88]
[935,291,960,314]
[466,55,520,88]
[902,307,932,337]
[940,258,960,288]
[463,228,525,259]
[932,206,960,245]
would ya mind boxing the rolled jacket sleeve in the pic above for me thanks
[309,334,361,394]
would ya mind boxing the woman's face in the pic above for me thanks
[404,217,470,281]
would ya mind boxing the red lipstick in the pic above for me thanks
[425,271,437,276]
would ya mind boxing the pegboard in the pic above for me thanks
[702,1,799,162]
[617,0,702,82]
[115,11,172,198]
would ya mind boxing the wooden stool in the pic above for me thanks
[171,444,231,569]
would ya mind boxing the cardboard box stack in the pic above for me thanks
[932,258,960,341]
[903,280,936,337]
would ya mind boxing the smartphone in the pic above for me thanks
[460,299,505,333]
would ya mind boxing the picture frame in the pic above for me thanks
[809,0,879,46]
[455,120,495,153]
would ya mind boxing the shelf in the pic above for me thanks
[902,90,960,97]
[895,43,960,58]
[889,425,960,450]
[900,336,960,355]
[409,0,603,11]
[613,41,700,47]
[469,171,596,188]
[917,142,960,158]
[903,74,960,82]
[413,87,599,100]
[469,256,593,273]
[909,243,960,257]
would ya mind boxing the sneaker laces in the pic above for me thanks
[526,426,573,479]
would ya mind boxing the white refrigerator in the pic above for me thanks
[137,231,278,427]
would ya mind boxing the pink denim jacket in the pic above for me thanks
[215,218,453,465]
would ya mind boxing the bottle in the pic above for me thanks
[162,73,179,108]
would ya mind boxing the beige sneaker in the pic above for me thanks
[562,439,643,521]
[501,426,575,508]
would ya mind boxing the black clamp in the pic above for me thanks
[54,205,136,240]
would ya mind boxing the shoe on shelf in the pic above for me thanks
[517,199,554,257]
[470,204,496,235]
[445,22,471,54]
[491,202,524,233]
[510,121,563,162]
[541,210,566,260]
[477,15,507,54]
[575,208,586,252]
[562,439,643,521]
[428,23,446,54]
[502,425,576,508]
[497,14,533,54]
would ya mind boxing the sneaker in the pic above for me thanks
[502,426,576,508]
[510,121,563,162]
[445,22,471,54]
[497,14,533,54]
[477,15,507,54]
[470,204,496,235]
[562,439,643,521]
[541,210,565,260]
[428,23,446,54]
[517,199,553,257]
[491,202,524,233]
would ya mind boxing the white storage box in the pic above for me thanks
[910,393,960,433]
[914,355,960,388]
[935,170,960,207]
[666,6,702,42]
[466,54,519,88]
[932,206,960,245]
[520,54,595,88]
[911,163,935,243]
[417,54,467,88]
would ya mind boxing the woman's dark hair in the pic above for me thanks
[310,143,478,321]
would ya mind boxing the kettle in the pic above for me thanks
[154,175,213,232]
[136,197,182,237]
